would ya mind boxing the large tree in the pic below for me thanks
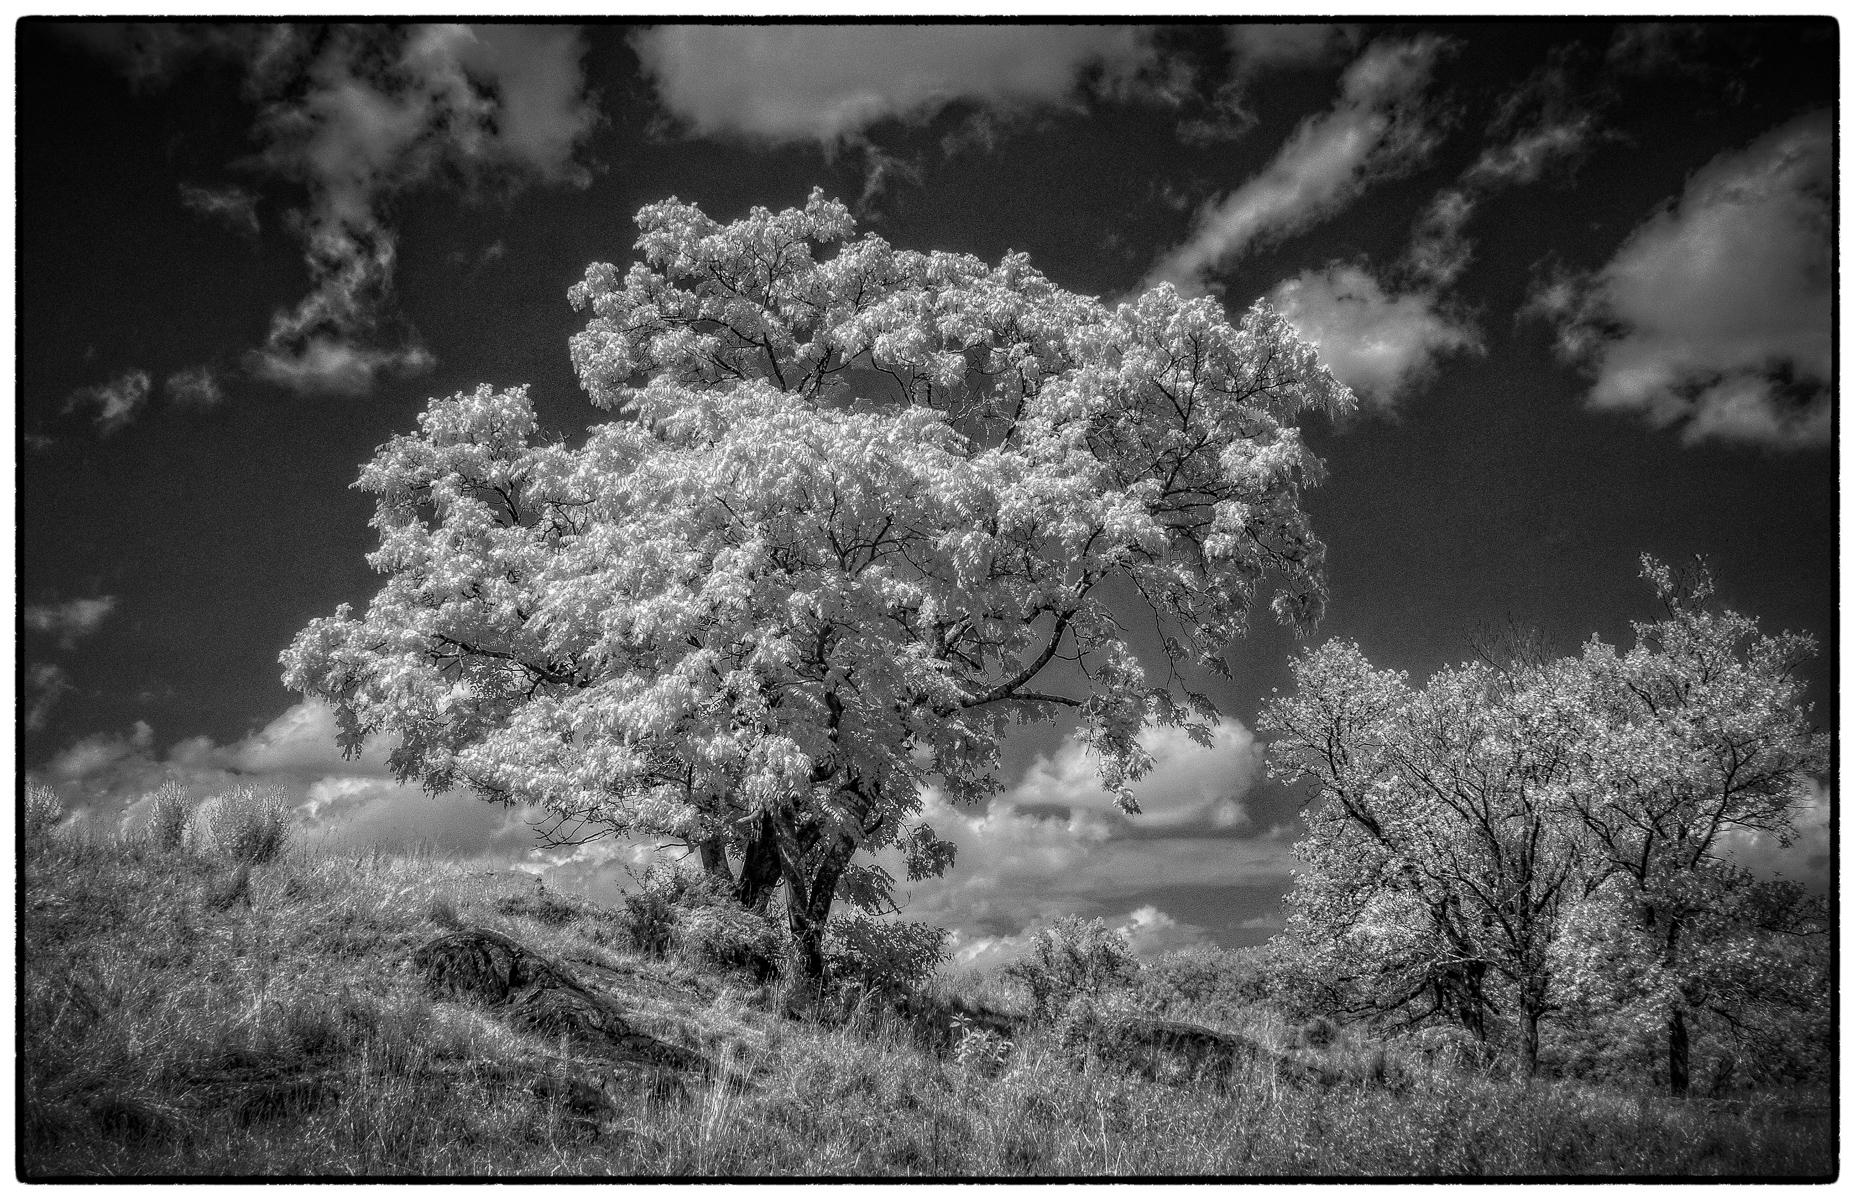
[282,190,1354,986]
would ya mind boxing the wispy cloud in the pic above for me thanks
[1268,264,1480,407]
[1225,23,1358,70]
[633,24,1156,146]
[1528,110,1831,450]
[25,595,119,647]
[1605,22,1710,76]
[76,23,599,397]
[25,664,76,732]
[1266,47,1599,408]
[164,365,226,409]
[1464,115,1597,189]
[62,370,150,435]
[1402,115,1598,291]
[1145,36,1451,295]
[179,182,260,236]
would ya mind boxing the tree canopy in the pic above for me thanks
[282,189,1355,983]
[1263,557,1829,1090]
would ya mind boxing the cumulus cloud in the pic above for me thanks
[62,370,151,436]
[946,902,1215,974]
[24,595,119,648]
[179,182,260,236]
[1719,777,1832,892]
[44,720,156,784]
[77,23,598,397]
[1002,718,1260,830]
[31,701,544,864]
[1530,110,1831,450]
[872,719,1299,955]
[1113,904,1216,958]
[1268,263,1480,406]
[164,365,226,409]
[30,700,1303,940]
[632,24,1156,145]
[1145,36,1451,295]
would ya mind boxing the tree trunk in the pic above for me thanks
[781,835,854,998]
[697,836,733,885]
[1518,1008,1541,1081]
[736,813,783,911]
[1668,1005,1690,1097]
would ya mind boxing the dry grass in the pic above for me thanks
[18,824,1834,1179]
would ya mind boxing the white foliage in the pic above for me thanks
[283,188,1353,917]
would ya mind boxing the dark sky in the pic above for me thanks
[14,20,1836,962]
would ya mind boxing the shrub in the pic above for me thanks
[1299,1015,1338,1049]
[494,891,582,927]
[1135,944,1272,1022]
[425,895,463,929]
[24,782,64,841]
[825,915,950,999]
[618,864,734,957]
[143,781,193,852]
[1004,916,1138,1022]
[188,784,293,864]
[677,904,784,980]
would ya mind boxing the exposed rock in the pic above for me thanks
[412,928,710,1076]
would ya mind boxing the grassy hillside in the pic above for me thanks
[19,816,1834,1179]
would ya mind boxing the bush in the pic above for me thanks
[618,864,735,957]
[143,781,193,852]
[1135,944,1273,1022]
[1004,916,1138,1022]
[188,785,293,864]
[493,890,582,927]
[1299,1015,1338,1049]
[825,915,950,999]
[677,904,784,980]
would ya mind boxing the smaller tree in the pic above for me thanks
[1266,557,1829,1092]
[1263,642,1595,1075]
[1567,557,1829,1095]
[1551,868,1830,1092]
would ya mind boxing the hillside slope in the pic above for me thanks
[18,828,1835,1179]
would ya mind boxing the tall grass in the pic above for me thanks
[17,810,1834,1179]
[25,781,65,840]
[144,780,194,852]
[187,784,293,864]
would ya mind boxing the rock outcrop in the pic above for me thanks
[412,928,709,1077]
